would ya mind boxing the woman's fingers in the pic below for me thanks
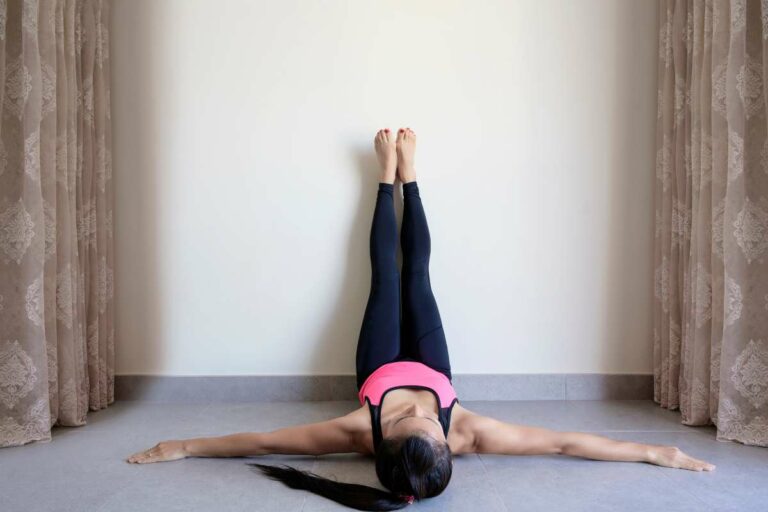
[127,450,148,463]
[680,453,716,471]
[651,445,715,472]
[127,444,159,464]
[127,440,187,464]
[668,447,715,471]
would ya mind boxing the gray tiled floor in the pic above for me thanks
[1,400,765,511]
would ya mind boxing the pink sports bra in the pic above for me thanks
[358,360,459,450]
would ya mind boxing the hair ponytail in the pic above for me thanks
[249,433,452,510]
[248,463,411,511]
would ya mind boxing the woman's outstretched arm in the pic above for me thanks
[126,414,361,464]
[465,414,715,472]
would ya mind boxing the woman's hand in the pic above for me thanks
[127,440,188,464]
[647,445,715,471]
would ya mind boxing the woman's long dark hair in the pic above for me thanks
[248,433,453,511]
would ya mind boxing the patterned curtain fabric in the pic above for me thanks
[0,0,113,448]
[654,0,768,446]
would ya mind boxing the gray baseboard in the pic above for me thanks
[115,373,653,402]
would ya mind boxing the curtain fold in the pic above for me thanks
[0,0,113,448]
[655,0,768,447]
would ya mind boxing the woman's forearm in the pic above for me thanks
[128,415,356,464]
[559,432,651,462]
[559,432,715,471]
[183,432,268,458]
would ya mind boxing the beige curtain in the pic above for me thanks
[655,0,768,447]
[0,0,113,448]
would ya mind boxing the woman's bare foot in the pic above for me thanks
[396,127,417,183]
[374,129,397,184]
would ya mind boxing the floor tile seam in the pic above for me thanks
[53,428,714,437]
[476,453,512,512]
[677,426,722,440]
[571,429,715,434]
[112,399,674,406]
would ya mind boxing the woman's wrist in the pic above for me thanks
[644,444,659,464]
[181,439,195,457]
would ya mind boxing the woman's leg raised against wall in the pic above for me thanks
[397,129,452,380]
[355,130,401,390]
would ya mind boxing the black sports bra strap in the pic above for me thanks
[369,396,459,452]
[367,400,384,450]
[439,398,459,437]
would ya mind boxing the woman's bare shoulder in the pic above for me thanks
[343,404,375,455]
[448,403,490,454]
[450,402,483,425]
[448,403,500,453]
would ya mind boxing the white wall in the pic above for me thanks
[111,0,659,376]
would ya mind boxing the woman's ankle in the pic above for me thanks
[403,181,419,196]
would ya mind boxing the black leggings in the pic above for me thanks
[355,181,452,390]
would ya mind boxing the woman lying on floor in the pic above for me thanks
[127,128,714,511]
